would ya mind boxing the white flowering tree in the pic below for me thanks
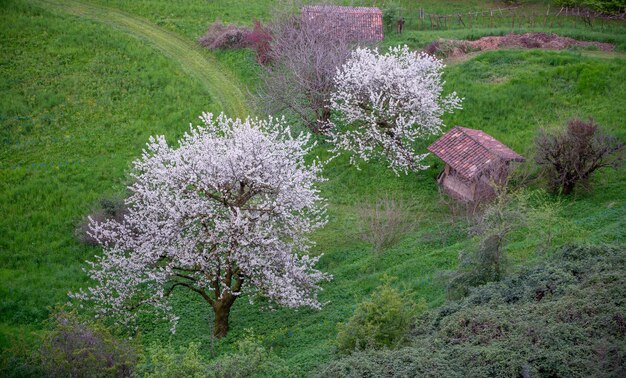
[328,45,462,174]
[73,113,330,338]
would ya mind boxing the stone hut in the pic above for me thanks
[428,126,525,202]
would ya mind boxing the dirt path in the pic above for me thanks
[32,0,248,119]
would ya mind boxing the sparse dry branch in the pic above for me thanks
[357,196,419,253]
[256,14,358,133]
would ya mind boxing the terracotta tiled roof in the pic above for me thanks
[301,5,384,41]
[428,126,525,180]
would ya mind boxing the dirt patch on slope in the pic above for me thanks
[425,32,614,58]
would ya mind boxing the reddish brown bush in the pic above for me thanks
[198,21,251,50]
[535,118,624,194]
[198,20,273,64]
[245,20,273,64]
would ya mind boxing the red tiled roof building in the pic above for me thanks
[301,5,384,42]
[428,126,524,202]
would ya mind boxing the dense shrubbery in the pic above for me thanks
[319,244,626,377]
[198,20,272,64]
[336,281,417,354]
[553,0,626,15]
[39,308,137,377]
[208,332,292,378]
[198,21,251,50]
[136,332,291,378]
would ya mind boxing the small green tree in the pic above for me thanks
[138,342,206,378]
[382,5,402,32]
[136,331,291,378]
[337,280,418,353]
[208,331,291,377]
[448,190,531,299]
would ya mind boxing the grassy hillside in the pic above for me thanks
[157,48,625,372]
[1,0,624,376]
[0,0,226,346]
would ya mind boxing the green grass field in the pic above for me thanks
[1,0,624,375]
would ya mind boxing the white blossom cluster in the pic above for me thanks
[72,113,330,332]
[327,45,462,174]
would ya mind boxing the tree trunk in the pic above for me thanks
[314,108,331,134]
[562,182,575,195]
[212,296,235,338]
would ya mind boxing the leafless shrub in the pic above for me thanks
[39,308,137,377]
[198,21,251,49]
[535,117,624,195]
[357,197,419,253]
[256,13,360,133]
[75,197,128,245]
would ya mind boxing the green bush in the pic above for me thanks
[336,281,417,354]
[136,331,291,378]
[136,342,206,378]
[382,5,402,32]
[208,331,291,377]
[316,347,464,378]
[447,235,507,299]
[320,244,626,377]
[448,190,532,299]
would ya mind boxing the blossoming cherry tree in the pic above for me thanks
[73,113,330,337]
[328,45,462,174]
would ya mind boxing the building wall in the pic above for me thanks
[439,163,512,202]
[441,169,474,202]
